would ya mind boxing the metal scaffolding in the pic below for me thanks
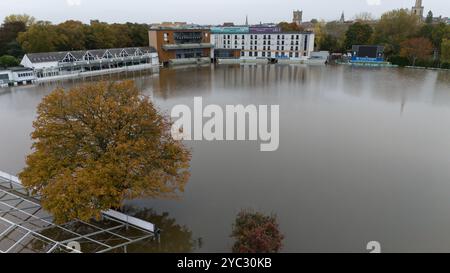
[0,171,157,253]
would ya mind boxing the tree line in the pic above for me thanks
[312,9,450,68]
[0,14,149,67]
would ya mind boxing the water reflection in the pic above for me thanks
[1,65,450,252]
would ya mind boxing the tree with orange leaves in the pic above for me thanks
[400,37,433,66]
[19,81,191,223]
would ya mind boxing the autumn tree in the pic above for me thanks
[231,210,284,253]
[17,21,62,53]
[354,12,375,23]
[278,22,303,32]
[55,20,87,51]
[344,22,373,49]
[400,37,433,66]
[4,14,35,27]
[19,81,191,223]
[373,9,421,56]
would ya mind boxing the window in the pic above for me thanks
[262,52,266,57]
[164,33,169,42]
[249,52,253,57]
[241,51,245,56]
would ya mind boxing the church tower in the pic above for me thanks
[293,10,303,26]
[411,0,424,20]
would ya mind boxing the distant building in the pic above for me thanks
[211,26,315,61]
[0,67,35,87]
[293,10,303,26]
[412,0,424,20]
[149,28,212,65]
[20,47,158,80]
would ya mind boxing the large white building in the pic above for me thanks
[211,26,315,61]
[20,47,159,80]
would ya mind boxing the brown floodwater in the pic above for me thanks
[1,64,450,252]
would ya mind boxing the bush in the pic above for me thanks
[388,55,410,67]
[231,210,284,253]
[0,55,19,67]
[441,63,450,69]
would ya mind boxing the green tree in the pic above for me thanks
[324,21,349,52]
[400,37,433,66]
[125,23,149,47]
[84,21,117,49]
[441,38,450,63]
[19,81,191,223]
[231,210,284,253]
[320,34,339,52]
[425,11,433,24]
[344,22,373,49]
[0,55,19,67]
[373,9,421,56]
[17,21,62,53]
[0,21,26,57]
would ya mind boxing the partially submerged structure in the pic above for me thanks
[20,47,159,81]
[0,171,158,253]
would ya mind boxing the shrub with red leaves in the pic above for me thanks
[231,210,284,253]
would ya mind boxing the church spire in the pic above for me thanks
[340,11,345,23]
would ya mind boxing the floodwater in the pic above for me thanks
[1,64,450,253]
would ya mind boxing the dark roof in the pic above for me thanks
[9,66,33,72]
[25,47,156,63]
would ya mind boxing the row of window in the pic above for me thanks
[222,45,303,51]
[242,51,307,58]
[17,72,34,78]
[222,40,302,46]
[222,34,303,40]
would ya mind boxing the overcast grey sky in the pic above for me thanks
[0,0,448,25]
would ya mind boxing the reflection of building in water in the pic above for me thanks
[153,65,213,99]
